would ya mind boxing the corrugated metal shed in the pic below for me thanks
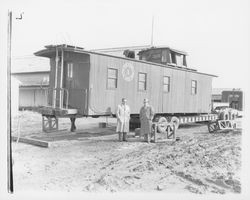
[11,57,50,108]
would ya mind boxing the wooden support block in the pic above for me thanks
[42,116,58,133]
[12,136,49,148]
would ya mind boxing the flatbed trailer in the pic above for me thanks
[132,113,218,142]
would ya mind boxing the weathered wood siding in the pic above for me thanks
[88,53,213,115]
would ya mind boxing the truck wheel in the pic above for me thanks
[171,116,180,129]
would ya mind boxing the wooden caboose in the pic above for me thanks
[34,44,216,132]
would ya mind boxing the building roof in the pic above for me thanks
[12,71,49,87]
[212,88,231,95]
[11,70,49,75]
[12,56,50,73]
[212,88,241,95]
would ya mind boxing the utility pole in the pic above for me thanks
[150,15,154,47]
[7,10,13,193]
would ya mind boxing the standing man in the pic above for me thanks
[140,98,154,143]
[116,98,131,142]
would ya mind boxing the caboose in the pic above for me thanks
[34,44,217,132]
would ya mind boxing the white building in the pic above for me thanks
[12,56,50,109]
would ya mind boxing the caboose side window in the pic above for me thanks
[67,63,73,78]
[107,68,118,89]
[163,76,170,92]
[191,80,197,95]
[138,72,147,91]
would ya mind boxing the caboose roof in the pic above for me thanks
[34,44,217,78]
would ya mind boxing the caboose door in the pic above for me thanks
[63,60,90,115]
[63,61,73,108]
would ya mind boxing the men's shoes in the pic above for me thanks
[118,133,123,142]
[123,133,127,142]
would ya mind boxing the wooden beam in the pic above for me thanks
[12,136,49,148]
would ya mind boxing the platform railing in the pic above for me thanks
[43,87,69,109]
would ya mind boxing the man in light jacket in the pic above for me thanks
[116,98,130,142]
[140,98,154,143]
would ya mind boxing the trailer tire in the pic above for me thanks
[171,116,180,129]
[156,117,168,133]
[219,110,229,120]
[229,109,238,120]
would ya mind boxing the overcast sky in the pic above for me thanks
[1,0,249,89]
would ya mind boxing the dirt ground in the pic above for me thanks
[12,111,241,194]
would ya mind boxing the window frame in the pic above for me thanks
[138,72,147,91]
[163,76,170,93]
[170,51,176,64]
[107,68,118,89]
[191,80,197,95]
[66,62,74,79]
[175,54,184,66]
[161,49,168,63]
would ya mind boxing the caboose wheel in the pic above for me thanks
[207,121,218,133]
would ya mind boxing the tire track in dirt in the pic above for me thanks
[12,112,241,193]
[86,130,242,193]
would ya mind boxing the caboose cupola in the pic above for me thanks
[138,47,187,67]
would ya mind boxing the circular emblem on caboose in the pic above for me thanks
[122,63,134,82]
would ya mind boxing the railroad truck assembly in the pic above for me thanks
[34,44,218,135]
